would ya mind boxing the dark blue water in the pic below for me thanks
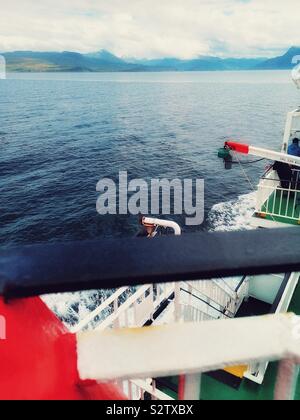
[1,71,299,248]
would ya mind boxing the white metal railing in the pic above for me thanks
[182,279,246,318]
[77,314,300,400]
[72,277,251,400]
[256,169,300,223]
[179,302,220,322]
[235,276,250,312]
[74,271,299,398]
[185,281,233,313]
[120,379,174,401]
[71,276,251,399]
[72,277,248,334]
[72,282,175,400]
[72,283,174,333]
[245,272,300,384]
[156,278,248,326]
[256,169,280,209]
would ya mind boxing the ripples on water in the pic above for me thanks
[0,71,298,324]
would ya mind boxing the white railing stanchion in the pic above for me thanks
[274,359,300,401]
[255,169,300,224]
[182,374,202,401]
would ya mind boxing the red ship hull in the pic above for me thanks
[0,297,125,400]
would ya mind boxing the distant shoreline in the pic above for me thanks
[5,68,293,74]
[2,47,299,73]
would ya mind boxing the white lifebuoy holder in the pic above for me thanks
[142,217,182,236]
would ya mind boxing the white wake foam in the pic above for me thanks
[207,192,256,290]
[42,289,114,329]
[208,192,256,232]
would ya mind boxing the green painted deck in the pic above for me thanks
[256,189,300,226]
[159,281,300,400]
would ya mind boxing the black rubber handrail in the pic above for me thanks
[0,227,300,299]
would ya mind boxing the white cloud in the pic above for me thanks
[0,0,299,58]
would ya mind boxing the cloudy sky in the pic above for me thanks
[0,0,299,58]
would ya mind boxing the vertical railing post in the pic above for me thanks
[128,381,133,400]
[179,374,201,400]
[152,380,157,401]
[274,359,300,401]
[150,285,154,323]
[174,282,181,322]
[113,298,119,328]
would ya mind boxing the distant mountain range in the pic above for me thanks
[2,47,300,72]
[2,50,143,72]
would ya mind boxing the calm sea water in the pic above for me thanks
[0,71,299,248]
